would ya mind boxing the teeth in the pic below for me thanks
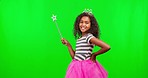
[82,27,85,30]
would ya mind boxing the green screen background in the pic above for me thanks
[0,0,148,78]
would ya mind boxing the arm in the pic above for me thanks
[61,38,75,59]
[90,37,111,62]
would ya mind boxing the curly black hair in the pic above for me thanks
[73,12,100,39]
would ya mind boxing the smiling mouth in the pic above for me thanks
[82,28,85,30]
[81,27,86,30]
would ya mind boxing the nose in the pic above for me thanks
[82,23,86,27]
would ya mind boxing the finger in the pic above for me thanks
[61,40,64,43]
[90,57,93,61]
[61,39,64,42]
[61,40,66,44]
[62,39,66,43]
[62,39,66,42]
[64,40,67,43]
[91,60,95,63]
[90,58,96,63]
[62,42,65,44]
[61,38,64,41]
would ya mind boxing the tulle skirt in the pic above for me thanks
[65,59,108,78]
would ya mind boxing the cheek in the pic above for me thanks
[87,24,91,28]
[78,24,81,29]
[79,23,81,27]
[79,23,81,26]
[78,25,81,29]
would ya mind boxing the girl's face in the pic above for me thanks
[79,16,91,34]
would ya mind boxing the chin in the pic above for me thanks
[80,30,85,32]
[81,31,86,33]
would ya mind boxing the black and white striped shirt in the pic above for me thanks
[74,33,95,61]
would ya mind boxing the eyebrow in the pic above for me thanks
[80,20,90,22]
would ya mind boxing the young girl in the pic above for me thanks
[61,12,110,78]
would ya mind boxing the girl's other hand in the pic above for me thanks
[90,53,97,62]
[61,38,70,46]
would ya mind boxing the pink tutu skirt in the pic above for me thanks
[65,59,108,78]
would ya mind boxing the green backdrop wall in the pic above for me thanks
[0,0,148,78]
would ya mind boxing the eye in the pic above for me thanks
[85,21,89,24]
[80,21,83,23]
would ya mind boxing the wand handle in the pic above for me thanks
[54,21,63,39]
